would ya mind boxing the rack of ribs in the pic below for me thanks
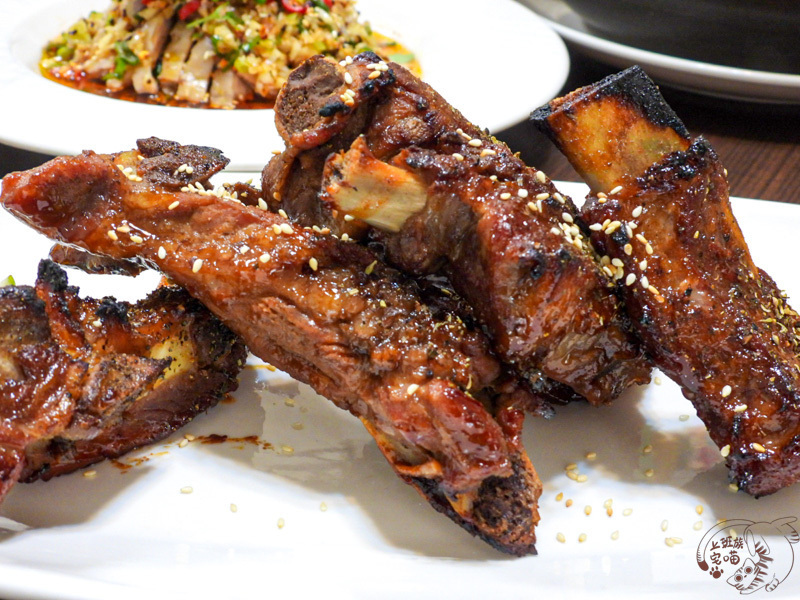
[1,139,543,555]
[0,260,246,504]
[533,66,800,497]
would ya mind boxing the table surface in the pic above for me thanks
[1,49,798,203]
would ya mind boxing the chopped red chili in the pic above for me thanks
[178,0,201,20]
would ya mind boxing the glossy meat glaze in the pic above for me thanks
[1,141,542,554]
[263,53,651,407]
[0,260,245,504]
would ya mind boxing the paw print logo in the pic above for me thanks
[710,566,723,579]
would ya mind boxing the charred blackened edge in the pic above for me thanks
[638,136,716,187]
[531,66,690,140]
[409,459,539,556]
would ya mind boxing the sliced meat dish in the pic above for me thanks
[533,66,800,497]
[0,260,245,504]
[262,53,651,407]
[1,139,543,555]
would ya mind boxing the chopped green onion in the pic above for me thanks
[0,275,15,287]
[388,52,415,64]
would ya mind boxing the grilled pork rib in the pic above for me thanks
[533,66,800,496]
[262,53,650,407]
[1,140,542,554]
[0,260,245,504]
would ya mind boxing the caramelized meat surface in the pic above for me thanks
[0,260,245,504]
[1,142,542,555]
[263,53,650,406]
[535,67,800,496]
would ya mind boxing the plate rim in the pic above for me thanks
[0,0,570,167]
[522,0,800,104]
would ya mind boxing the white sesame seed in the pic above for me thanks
[535,171,547,184]
[611,258,624,268]
[642,444,653,454]
[480,149,497,157]
[157,246,166,259]
[320,502,328,512]
[584,505,592,516]
[576,474,588,483]
[645,243,654,255]
[556,532,566,543]
[107,230,119,241]
[679,414,690,421]
[550,227,562,236]
[130,234,144,244]
[259,253,270,264]
[654,376,662,385]
[347,288,358,296]
[192,259,203,273]
[644,468,655,478]
[590,223,603,231]
[365,260,377,275]
[632,206,643,218]
[611,531,620,540]
[168,201,180,210]
[344,72,353,84]
[720,444,731,457]
[309,257,318,271]
[518,189,529,198]
[341,233,350,242]
[693,521,704,530]
[625,273,636,286]
[578,533,587,543]
[343,214,355,222]
[178,438,189,448]
[536,192,550,201]
[527,201,537,213]
[635,233,648,244]
[624,243,633,255]
[281,223,294,234]
[83,470,97,478]
[562,212,574,224]
[609,185,623,195]
[468,139,482,147]
[733,404,748,413]
[641,275,650,289]
[117,225,131,233]
[661,520,669,532]
[368,70,381,79]
[721,385,732,397]
[623,508,633,516]
[751,442,766,453]
[555,492,564,501]
[407,383,420,395]
[452,153,464,161]
[639,259,648,270]
[181,486,193,494]
[553,193,566,204]
[585,451,597,460]
[500,192,512,200]
[277,518,285,529]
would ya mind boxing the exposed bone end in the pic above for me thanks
[322,136,428,233]
[532,66,691,193]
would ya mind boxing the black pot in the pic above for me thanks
[563,0,800,74]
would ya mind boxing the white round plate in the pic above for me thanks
[522,0,800,104]
[1,174,800,599]
[0,0,569,171]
